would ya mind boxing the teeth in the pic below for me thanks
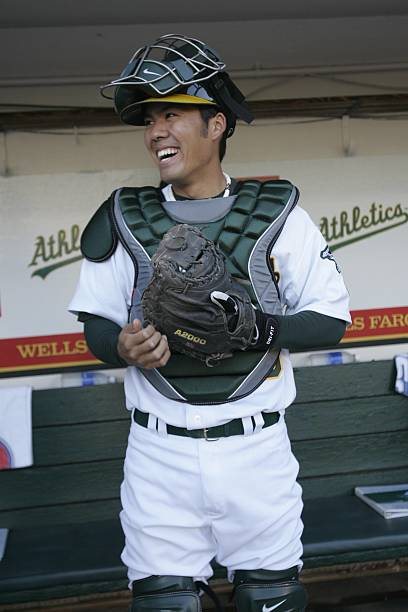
[157,148,179,160]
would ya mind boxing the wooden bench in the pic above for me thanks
[1,359,408,611]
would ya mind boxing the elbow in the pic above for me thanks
[325,319,347,347]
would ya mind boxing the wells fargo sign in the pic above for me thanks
[0,333,100,374]
[342,306,408,345]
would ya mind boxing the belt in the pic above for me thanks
[133,408,280,439]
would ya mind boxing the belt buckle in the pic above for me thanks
[203,428,219,442]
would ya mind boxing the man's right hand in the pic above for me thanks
[117,319,171,369]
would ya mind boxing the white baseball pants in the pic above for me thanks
[120,411,303,584]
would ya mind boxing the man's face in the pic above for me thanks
[143,104,218,187]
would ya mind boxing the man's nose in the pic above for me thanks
[151,117,169,139]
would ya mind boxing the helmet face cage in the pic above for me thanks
[102,34,254,134]
[102,34,226,98]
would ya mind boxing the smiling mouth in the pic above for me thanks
[156,147,180,164]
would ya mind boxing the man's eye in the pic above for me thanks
[166,112,177,119]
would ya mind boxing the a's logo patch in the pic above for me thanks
[320,245,341,273]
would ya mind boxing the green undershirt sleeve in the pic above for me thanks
[79,312,128,367]
[273,310,347,351]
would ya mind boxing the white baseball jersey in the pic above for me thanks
[69,189,351,430]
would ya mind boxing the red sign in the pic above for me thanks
[0,333,100,374]
[0,442,12,469]
[343,306,408,344]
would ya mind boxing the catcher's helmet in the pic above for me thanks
[101,34,253,137]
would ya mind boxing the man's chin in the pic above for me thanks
[159,168,181,186]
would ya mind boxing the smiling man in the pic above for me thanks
[69,34,351,612]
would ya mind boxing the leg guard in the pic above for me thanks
[233,567,307,612]
[130,575,201,611]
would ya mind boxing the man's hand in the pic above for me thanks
[117,319,171,369]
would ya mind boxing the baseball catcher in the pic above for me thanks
[142,224,256,365]
[70,32,351,612]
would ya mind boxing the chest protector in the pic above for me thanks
[81,180,298,404]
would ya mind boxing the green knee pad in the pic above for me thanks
[233,568,308,612]
[130,575,201,611]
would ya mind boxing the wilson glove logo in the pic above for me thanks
[174,329,207,345]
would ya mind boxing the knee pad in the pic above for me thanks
[233,567,308,612]
[130,575,201,611]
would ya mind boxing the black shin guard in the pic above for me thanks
[130,575,201,611]
[233,567,307,612]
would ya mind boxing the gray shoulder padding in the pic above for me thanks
[80,194,118,262]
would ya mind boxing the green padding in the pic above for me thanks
[167,374,249,403]
[80,197,117,262]
[164,356,281,403]
[160,350,278,377]
[80,180,295,266]
[119,180,294,276]
[120,187,173,256]
[161,350,259,377]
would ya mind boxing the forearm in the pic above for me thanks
[276,310,346,350]
[79,312,128,367]
[255,310,347,352]
[79,312,170,369]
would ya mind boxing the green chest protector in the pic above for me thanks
[81,179,298,404]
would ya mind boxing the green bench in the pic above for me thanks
[1,359,408,610]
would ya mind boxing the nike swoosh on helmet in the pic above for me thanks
[143,68,162,77]
[262,600,287,612]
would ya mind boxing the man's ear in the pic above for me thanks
[210,112,227,141]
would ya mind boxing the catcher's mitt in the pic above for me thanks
[142,224,256,365]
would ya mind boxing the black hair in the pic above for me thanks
[198,106,228,162]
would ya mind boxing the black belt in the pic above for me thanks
[133,408,280,439]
